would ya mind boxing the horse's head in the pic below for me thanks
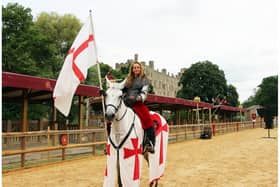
[103,76,126,122]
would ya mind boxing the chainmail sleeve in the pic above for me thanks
[139,77,150,102]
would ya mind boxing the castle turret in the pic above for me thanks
[149,61,154,69]
[134,54,138,62]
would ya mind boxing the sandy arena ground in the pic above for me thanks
[2,128,278,187]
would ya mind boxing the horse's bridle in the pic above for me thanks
[105,97,127,121]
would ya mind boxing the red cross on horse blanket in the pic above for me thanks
[148,111,169,183]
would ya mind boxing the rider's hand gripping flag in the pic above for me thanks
[53,13,97,116]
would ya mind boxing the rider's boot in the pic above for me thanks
[144,127,155,154]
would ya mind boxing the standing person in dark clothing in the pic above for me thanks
[123,62,155,153]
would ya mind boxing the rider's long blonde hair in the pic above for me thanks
[125,62,146,88]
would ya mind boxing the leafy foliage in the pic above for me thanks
[177,61,228,103]
[2,103,22,120]
[242,75,278,118]
[225,84,239,107]
[255,75,278,116]
[34,12,82,78]
[2,3,38,75]
[2,3,82,120]
[242,95,256,108]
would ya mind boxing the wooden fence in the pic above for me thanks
[2,120,267,171]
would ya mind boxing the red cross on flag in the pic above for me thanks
[53,14,98,116]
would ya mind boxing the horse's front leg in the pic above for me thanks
[117,150,123,187]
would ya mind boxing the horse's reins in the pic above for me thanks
[115,107,127,121]
[109,112,136,150]
[105,98,127,121]
[106,97,136,150]
[105,98,121,114]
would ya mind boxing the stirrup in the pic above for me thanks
[144,140,155,154]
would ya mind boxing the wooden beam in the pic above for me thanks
[3,141,107,156]
[79,96,83,130]
[21,89,28,167]
[79,96,84,144]
[209,108,212,124]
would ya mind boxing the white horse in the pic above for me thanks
[103,77,169,187]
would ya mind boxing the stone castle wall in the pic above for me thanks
[115,54,184,97]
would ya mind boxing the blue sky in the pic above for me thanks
[2,0,278,103]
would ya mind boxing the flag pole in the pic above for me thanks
[89,10,108,140]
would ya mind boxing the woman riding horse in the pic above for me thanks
[122,62,156,153]
[103,73,169,186]
[103,62,156,153]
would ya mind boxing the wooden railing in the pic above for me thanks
[2,120,267,171]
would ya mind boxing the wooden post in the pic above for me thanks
[209,108,212,124]
[79,96,83,129]
[201,108,204,124]
[47,126,50,160]
[185,125,187,140]
[192,126,195,138]
[79,96,83,143]
[7,120,12,146]
[174,109,177,125]
[187,109,190,123]
[38,119,43,143]
[176,127,178,142]
[54,123,58,145]
[62,148,65,160]
[53,103,57,126]
[212,124,216,136]
[85,98,90,128]
[178,110,181,125]
[191,109,194,124]
[240,109,242,124]
[92,132,96,155]
[51,103,57,146]
[21,90,28,168]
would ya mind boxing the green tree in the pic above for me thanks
[2,3,82,120]
[177,61,228,103]
[2,3,38,75]
[115,66,130,80]
[85,63,113,87]
[242,95,256,108]
[148,84,155,94]
[255,75,278,116]
[34,12,82,78]
[2,3,64,78]
[226,84,239,107]
[2,103,22,120]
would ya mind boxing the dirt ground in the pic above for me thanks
[2,128,278,187]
